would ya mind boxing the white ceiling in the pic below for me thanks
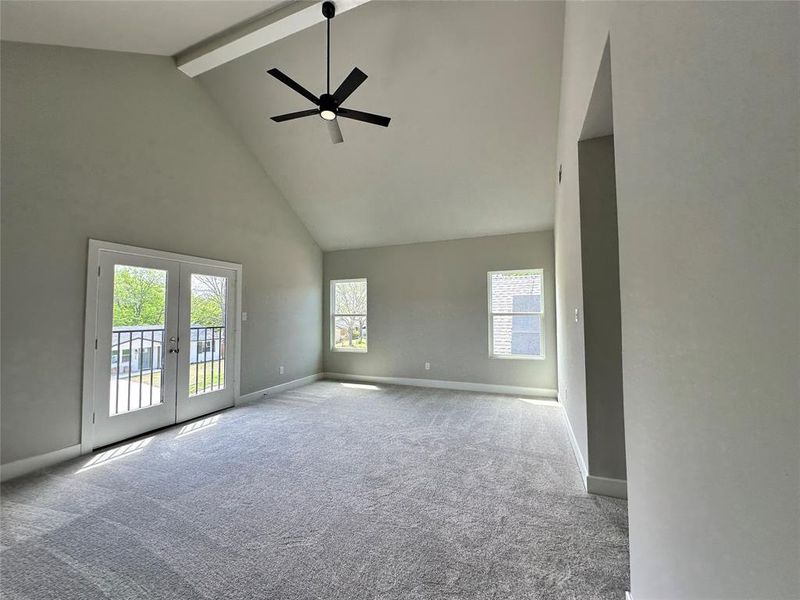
[0,0,290,56]
[200,1,565,250]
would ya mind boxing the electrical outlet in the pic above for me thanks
[424,362,430,370]
[279,366,284,375]
[574,308,580,323]
[242,312,248,321]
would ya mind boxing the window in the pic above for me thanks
[331,279,367,352]
[488,269,544,359]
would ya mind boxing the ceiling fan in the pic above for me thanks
[267,1,391,144]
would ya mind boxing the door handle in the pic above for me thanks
[169,348,179,354]
[168,336,179,353]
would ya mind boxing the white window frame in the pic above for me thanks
[487,268,545,360]
[330,278,368,353]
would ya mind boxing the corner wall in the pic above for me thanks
[323,232,557,393]
[0,42,323,465]
[555,2,799,598]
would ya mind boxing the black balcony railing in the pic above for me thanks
[190,326,226,396]
[111,328,165,415]
[109,326,226,415]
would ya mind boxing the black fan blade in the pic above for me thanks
[267,68,319,105]
[327,119,344,144]
[333,67,367,104]
[271,108,319,122]
[338,107,391,127]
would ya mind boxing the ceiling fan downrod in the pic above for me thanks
[323,1,335,95]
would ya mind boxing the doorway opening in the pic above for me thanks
[578,38,628,496]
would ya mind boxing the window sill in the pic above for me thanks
[489,354,545,361]
[331,348,368,353]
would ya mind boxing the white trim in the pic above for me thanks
[5,372,321,481]
[587,475,628,499]
[237,373,323,403]
[559,401,589,487]
[330,278,368,353]
[1,444,81,482]
[81,243,102,454]
[86,239,243,271]
[487,268,545,360]
[81,240,243,454]
[323,372,557,398]
[175,0,371,77]
[557,400,628,499]
[625,592,634,600]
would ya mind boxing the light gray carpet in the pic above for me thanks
[1,381,629,599]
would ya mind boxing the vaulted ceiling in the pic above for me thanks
[199,1,564,250]
[1,0,565,251]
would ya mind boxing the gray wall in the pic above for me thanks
[579,135,626,481]
[556,2,799,598]
[1,42,323,465]
[323,232,557,392]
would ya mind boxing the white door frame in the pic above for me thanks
[81,239,243,454]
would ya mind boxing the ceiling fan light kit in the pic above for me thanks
[268,1,391,144]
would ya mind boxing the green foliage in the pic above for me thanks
[191,295,224,327]
[190,275,226,327]
[113,267,166,327]
[112,268,226,328]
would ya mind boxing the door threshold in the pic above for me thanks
[92,404,236,454]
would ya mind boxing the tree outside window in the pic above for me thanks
[331,279,367,351]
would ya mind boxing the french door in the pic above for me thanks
[91,248,238,449]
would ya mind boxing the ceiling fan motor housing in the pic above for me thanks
[319,94,337,120]
[322,2,335,19]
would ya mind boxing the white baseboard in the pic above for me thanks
[625,592,634,600]
[558,404,628,499]
[559,403,589,487]
[1,374,322,482]
[1,444,82,483]
[587,475,628,499]
[237,373,322,403]
[323,372,558,398]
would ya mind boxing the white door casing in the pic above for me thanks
[82,240,242,452]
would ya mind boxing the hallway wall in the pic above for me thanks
[555,2,799,598]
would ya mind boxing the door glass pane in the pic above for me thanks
[189,274,227,396]
[110,265,167,416]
